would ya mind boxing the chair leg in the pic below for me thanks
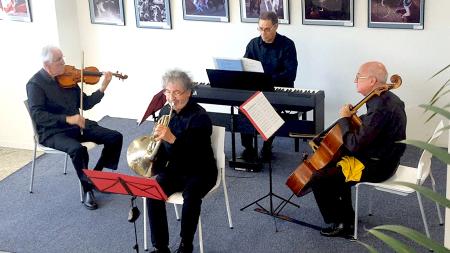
[79,181,84,203]
[198,216,203,253]
[143,197,148,251]
[416,192,431,238]
[368,189,373,216]
[29,142,37,193]
[429,171,444,225]
[221,168,233,229]
[354,184,360,240]
[63,154,68,174]
[173,203,180,221]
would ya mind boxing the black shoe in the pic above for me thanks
[240,148,257,162]
[176,241,193,253]
[83,190,98,210]
[150,246,171,253]
[320,223,353,239]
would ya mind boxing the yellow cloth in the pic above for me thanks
[338,156,365,182]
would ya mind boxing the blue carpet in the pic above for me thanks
[0,116,446,253]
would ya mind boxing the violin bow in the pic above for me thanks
[80,51,85,135]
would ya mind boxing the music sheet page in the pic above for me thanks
[240,91,284,140]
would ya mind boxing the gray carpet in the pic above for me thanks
[0,116,446,253]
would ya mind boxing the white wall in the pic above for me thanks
[1,0,449,150]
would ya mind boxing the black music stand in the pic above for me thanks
[83,170,168,253]
[238,92,300,230]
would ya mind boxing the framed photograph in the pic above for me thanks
[182,0,229,22]
[134,0,171,29]
[240,0,290,24]
[89,0,125,26]
[369,0,424,29]
[0,0,32,22]
[302,0,353,26]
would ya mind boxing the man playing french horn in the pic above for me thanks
[146,69,217,253]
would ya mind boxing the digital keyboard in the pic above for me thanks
[191,84,325,135]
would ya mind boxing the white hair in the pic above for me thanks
[41,45,59,64]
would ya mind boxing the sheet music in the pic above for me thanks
[213,57,244,71]
[239,91,284,141]
[242,58,264,73]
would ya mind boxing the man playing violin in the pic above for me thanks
[26,45,123,210]
[310,61,407,238]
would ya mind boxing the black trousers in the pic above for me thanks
[147,172,216,249]
[310,166,355,225]
[42,122,123,192]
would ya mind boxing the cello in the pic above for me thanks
[285,74,402,197]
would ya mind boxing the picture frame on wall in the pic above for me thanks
[182,0,229,22]
[368,0,424,29]
[240,0,290,24]
[89,0,125,26]
[0,0,32,22]
[134,0,171,29]
[302,0,353,26]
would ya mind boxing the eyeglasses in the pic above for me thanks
[355,74,369,81]
[163,89,187,97]
[257,25,275,33]
[52,56,65,63]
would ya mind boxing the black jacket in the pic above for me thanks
[26,69,104,143]
[154,100,217,177]
[338,91,407,182]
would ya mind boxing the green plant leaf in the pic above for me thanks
[368,229,416,253]
[402,139,450,164]
[419,104,450,121]
[429,64,450,79]
[430,90,450,106]
[389,182,450,208]
[357,241,379,253]
[372,225,450,253]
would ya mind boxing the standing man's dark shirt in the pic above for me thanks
[244,33,298,88]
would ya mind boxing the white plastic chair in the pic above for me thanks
[143,125,233,253]
[24,100,96,202]
[353,120,445,240]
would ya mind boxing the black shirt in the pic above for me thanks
[26,69,104,143]
[244,33,298,87]
[337,91,407,181]
[155,100,217,177]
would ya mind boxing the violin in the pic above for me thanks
[56,65,128,88]
[285,75,402,197]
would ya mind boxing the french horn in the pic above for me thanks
[127,103,173,177]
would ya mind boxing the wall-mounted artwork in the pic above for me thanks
[369,0,424,29]
[182,0,229,22]
[89,0,125,26]
[0,0,32,22]
[240,0,290,24]
[302,0,353,27]
[134,0,171,29]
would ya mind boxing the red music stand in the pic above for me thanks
[83,169,167,253]
[137,89,166,126]
[83,169,167,201]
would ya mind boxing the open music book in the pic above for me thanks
[239,91,284,141]
[213,57,264,73]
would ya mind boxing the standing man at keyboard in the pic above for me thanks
[240,11,298,162]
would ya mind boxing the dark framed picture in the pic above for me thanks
[182,0,229,22]
[0,0,32,22]
[302,0,353,26]
[134,0,171,29]
[240,0,290,24]
[88,0,125,26]
[369,0,424,29]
